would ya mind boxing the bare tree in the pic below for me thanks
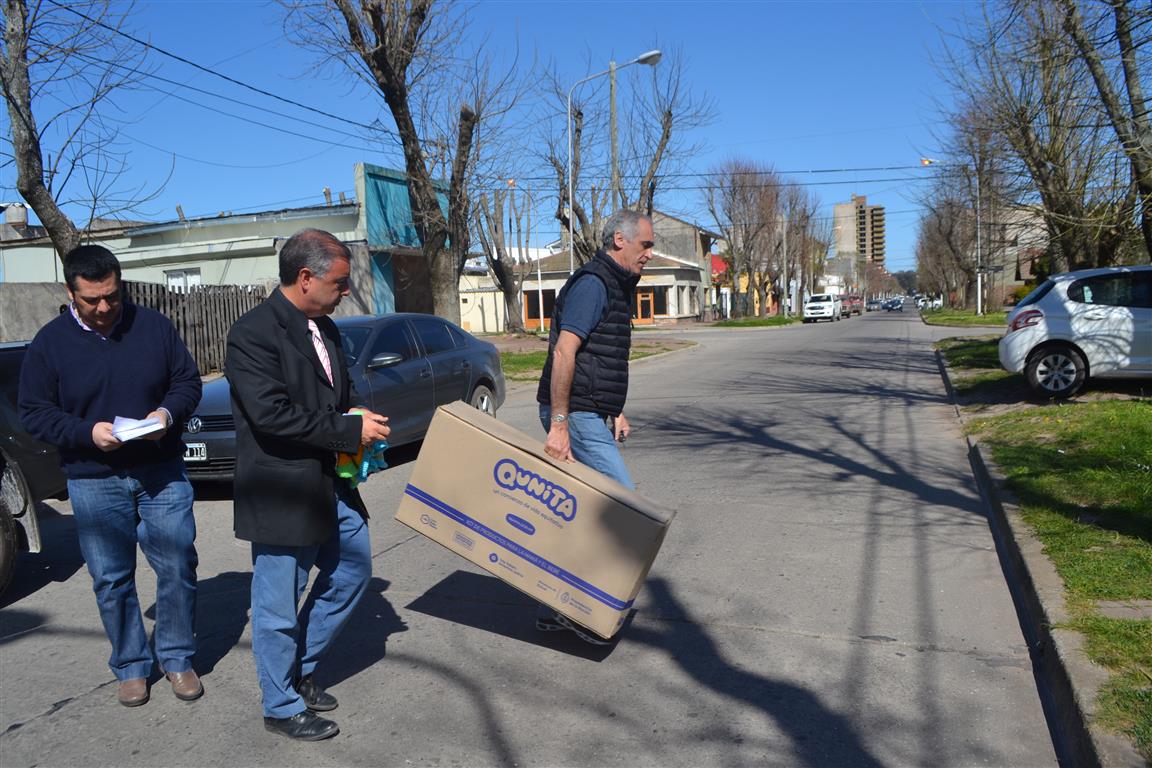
[1058,0,1152,258]
[540,47,712,267]
[916,185,978,305]
[1,0,156,259]
[778,184,824,312]
[472,182,538,334]
[282,0,523,322]
[933,1,1139,272]
[746,174,782,317]
[704,159,774,318]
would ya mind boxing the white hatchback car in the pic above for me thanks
[999,265,1152,398]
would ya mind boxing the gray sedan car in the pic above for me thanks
[181,313,506,482]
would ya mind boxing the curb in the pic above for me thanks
[935,351,1146,767]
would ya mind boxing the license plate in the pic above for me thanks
[184,443,207,462]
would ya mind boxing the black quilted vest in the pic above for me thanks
[537,250,638,417]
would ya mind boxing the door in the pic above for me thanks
[1066,271,1149,375]
[634,289,654,324]
[410,316,471,410]
[1130,271,1152,371]
[353,319,433,446]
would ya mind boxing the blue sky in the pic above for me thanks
[5,0,967,272]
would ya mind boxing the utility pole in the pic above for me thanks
[610,61,621,209]
[976,159,983,316]
[781,215,789,317]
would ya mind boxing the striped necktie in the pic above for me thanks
[307,319,333,386]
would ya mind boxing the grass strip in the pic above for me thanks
[936,336,1002,369]
[968,401,1152,758]
[922,308,1008,327]
[710,316,798,328]
[935,336,1020,398]
[500,340,694,382]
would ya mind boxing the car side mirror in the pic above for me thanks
[367,352,404,369]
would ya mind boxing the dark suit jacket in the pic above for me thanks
[225,289,365,546]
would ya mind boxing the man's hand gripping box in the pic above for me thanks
[395,402,675,639]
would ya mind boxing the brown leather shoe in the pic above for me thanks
[165,670,204,701]
[118,678,149,707]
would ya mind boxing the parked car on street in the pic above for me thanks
[999,265,1152,398]
[865,299,884,312]
[884,298,904,312]
[843,294,863,316]
[181,313,507,482]
[0,342,68,596]
[803,294,842,323]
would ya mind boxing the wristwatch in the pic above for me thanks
[551,413,568,424]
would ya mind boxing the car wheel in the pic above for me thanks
[1025,345,1086,399]
[469,384,497,417]
[0,460,27,597]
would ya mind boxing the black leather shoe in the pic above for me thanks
[263,710,340,741]
[297,675,338,712]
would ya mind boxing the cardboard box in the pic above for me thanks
[395,402,675,639]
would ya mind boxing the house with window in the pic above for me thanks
[516,210,723,331]
[0,164,437,322]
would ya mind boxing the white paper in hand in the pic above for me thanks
[111,416,164,441]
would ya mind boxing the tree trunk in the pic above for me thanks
[1,0,80,260]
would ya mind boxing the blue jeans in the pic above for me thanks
[538,405,635,489]
[536,406,634,623]
[250,484,371,718]
[67,460,198,681]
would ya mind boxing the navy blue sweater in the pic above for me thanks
[18,302,202,479]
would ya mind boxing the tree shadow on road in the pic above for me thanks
[630,577,885,768]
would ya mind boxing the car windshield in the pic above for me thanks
[810,295,831,302]
[338,327,372,366]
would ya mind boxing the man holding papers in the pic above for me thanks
[18,245,203,708]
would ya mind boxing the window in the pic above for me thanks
[411,316,457,355]
[165,268,201,293]
[366,322,414,365]
[1069,274,1137,307]
[523,290,556,321]
[339,327,372,366]
[653,287,668,316]
[1133,273,1152,309]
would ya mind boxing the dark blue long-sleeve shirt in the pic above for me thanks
[18,302,202,479]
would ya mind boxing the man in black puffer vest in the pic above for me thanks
[534,209,654,644]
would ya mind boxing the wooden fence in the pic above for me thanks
[123,281,267,374]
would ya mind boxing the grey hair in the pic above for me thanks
[279,229,352,285]
[600,209,652,251]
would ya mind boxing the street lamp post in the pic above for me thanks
[567,49,661,274]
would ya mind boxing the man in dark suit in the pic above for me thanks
[225,229,391,741]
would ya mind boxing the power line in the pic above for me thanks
[46,0,397,139]
[69,49,397,152]
[472,175,934,195]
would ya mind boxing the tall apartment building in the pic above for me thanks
[833,194,886,268]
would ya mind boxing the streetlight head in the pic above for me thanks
[920,157,937,166]
[635,49,662,66]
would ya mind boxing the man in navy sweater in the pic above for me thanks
[18,245,203,708]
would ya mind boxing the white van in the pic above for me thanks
[803,294,842,323]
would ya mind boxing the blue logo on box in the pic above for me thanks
[493,458,576,521]
[505,514,536,535]
[489,553,499,563]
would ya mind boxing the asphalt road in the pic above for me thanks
[0,311,1058,767]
